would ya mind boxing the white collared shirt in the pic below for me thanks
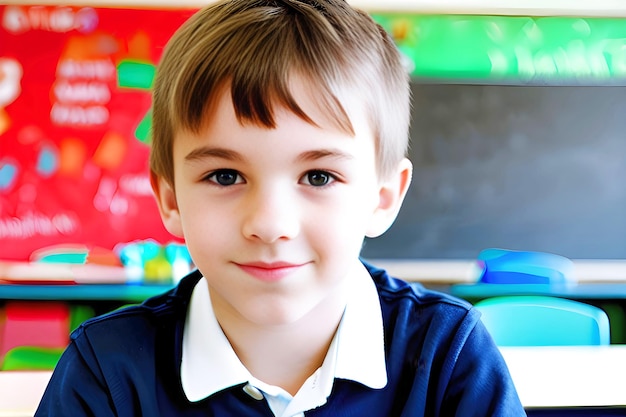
[181,264,387,417]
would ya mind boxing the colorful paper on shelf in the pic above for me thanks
[0,5,195,261]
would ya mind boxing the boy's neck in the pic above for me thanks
[211,275,352,396]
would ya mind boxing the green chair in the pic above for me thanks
[0,304,95,371]
[475,295,611,346]
[1,345,65,371]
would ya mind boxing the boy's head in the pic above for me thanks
[150,0,411,186]
[149,0,413,327]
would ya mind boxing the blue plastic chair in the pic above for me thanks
[475,295,610,346]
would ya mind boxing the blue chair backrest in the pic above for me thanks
[475,295,610,346]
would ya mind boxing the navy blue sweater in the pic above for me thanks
[35,264,525,416]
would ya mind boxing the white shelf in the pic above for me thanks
[354,0,626,16]
[371,259,626,284]
[2,0,626,17]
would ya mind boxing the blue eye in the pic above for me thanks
[206,169,241,186]
[304,170,333,187]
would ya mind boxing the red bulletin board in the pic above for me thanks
[0,5,198,261]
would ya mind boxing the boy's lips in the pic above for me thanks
[235,261,307,282]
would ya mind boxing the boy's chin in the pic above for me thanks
[236,293,342,329]
[239,301,320,327]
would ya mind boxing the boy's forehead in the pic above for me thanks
[285,76,352,129]
[198,76,367,136]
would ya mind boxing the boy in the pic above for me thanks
[36,0,525,416]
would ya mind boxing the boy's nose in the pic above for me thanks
[241,186,300,243]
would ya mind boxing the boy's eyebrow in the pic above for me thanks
[183,147,353,164]
[296,149,354,163]
[184,146,245,163]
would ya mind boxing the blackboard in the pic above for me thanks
[361,83,626,260]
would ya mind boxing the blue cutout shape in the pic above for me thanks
[36,146,59,177]
[0,162,18,191]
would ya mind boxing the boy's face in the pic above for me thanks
[153,80,411,326]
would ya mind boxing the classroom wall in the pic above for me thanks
[2,4,626,263]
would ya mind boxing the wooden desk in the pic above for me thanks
[2,346,626,415]
[500,345,626,408]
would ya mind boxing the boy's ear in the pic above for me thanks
[366,158,412,238]
[150,171,184,238]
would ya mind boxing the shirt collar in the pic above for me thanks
[335,263,387,389]
[181,263,387,403]
[181,277,250,401]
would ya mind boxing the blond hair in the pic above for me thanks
[150,0,410,184]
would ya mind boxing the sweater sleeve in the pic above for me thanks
[439,313,526,417]
[35,333,117,417]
